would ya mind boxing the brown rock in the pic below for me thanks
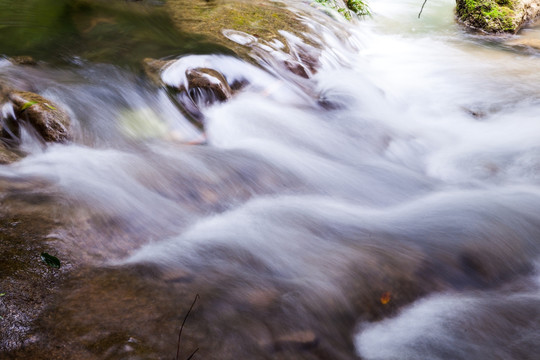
[8,56,37,66]
[186,67,233,102]
[142,57,174,85]
[0,143,22,164]
[9,91,71,143]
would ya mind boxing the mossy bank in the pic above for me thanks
[456,0,540,33]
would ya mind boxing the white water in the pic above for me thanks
[1,0,540,358]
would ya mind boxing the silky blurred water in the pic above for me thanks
[1,0,540,358]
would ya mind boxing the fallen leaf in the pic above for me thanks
[21,101,38,111]
[380,291,391,305]
[41,252,61,268]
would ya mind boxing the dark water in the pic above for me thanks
[1,0,540,359]
[0,0,230,67]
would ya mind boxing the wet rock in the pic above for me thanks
[186,67,233,102]
[0,196,69,355]
[143,58,233,102]
[166,0,309,55]
[505,36,540,49]
[284,59,311,79]
[8,91,71,143]
[142,57,173,85]
[8,56,37,66]
[144,57,236,127]
[165,0,324,80]
[456,0,540,34]
[271,330,319,351]
[313,0,370,20]
[0,144,22,165]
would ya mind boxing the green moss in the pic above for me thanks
[457,0,518,33]
[347,0,370,16]
[313,0,370,20]
[165,0,311,59]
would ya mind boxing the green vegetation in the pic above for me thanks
[314,0,370,20]
[41,252,61,268]
[21,101,38,111]
[165,0,309,59]
[456,0,518,33]
[347,0,370,16]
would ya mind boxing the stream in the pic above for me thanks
[1,0,540,359]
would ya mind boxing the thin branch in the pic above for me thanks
[186,348,200,360]
[175,294,200,360]
[418,0,428,19]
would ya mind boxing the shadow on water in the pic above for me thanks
[0,0,232,68]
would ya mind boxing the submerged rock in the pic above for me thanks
[266,330,319,352]
[456,0,540,33]
[505,36,540,49]
[142,57,173,85]
[8,56,37,66]
[8,91,71,143]
[0,144,22,164]
[164,0,321,78]
[165,0,309,54]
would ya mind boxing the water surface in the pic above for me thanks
[1,0,539,359]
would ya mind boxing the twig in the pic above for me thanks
[186,348,199,360]
[175,294,200,360]
[418,0,428,19]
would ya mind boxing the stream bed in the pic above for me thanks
[1,0,540,359]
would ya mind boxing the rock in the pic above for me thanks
[505,37,540,49]
[313,0,370,20]
[166,0,306,46]
[144,1,324,82]
[186,67,233,102]
[258,330,319,351]
[178,67,234,126]
[8,56,37,66]
[8,91,71,143]
[456,0,540,34]
[143,57,236,127]
[0,143,22,164]
[142,57,173,85]
[143,57,235,99]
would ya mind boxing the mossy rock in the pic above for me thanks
[456,0,540,33]
[142,57,173,85]
[8,56,37,66]
[164,0,310,57]
[9,91,71,143]
[313,0,370,20]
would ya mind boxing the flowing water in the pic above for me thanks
[1,0,540,359]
